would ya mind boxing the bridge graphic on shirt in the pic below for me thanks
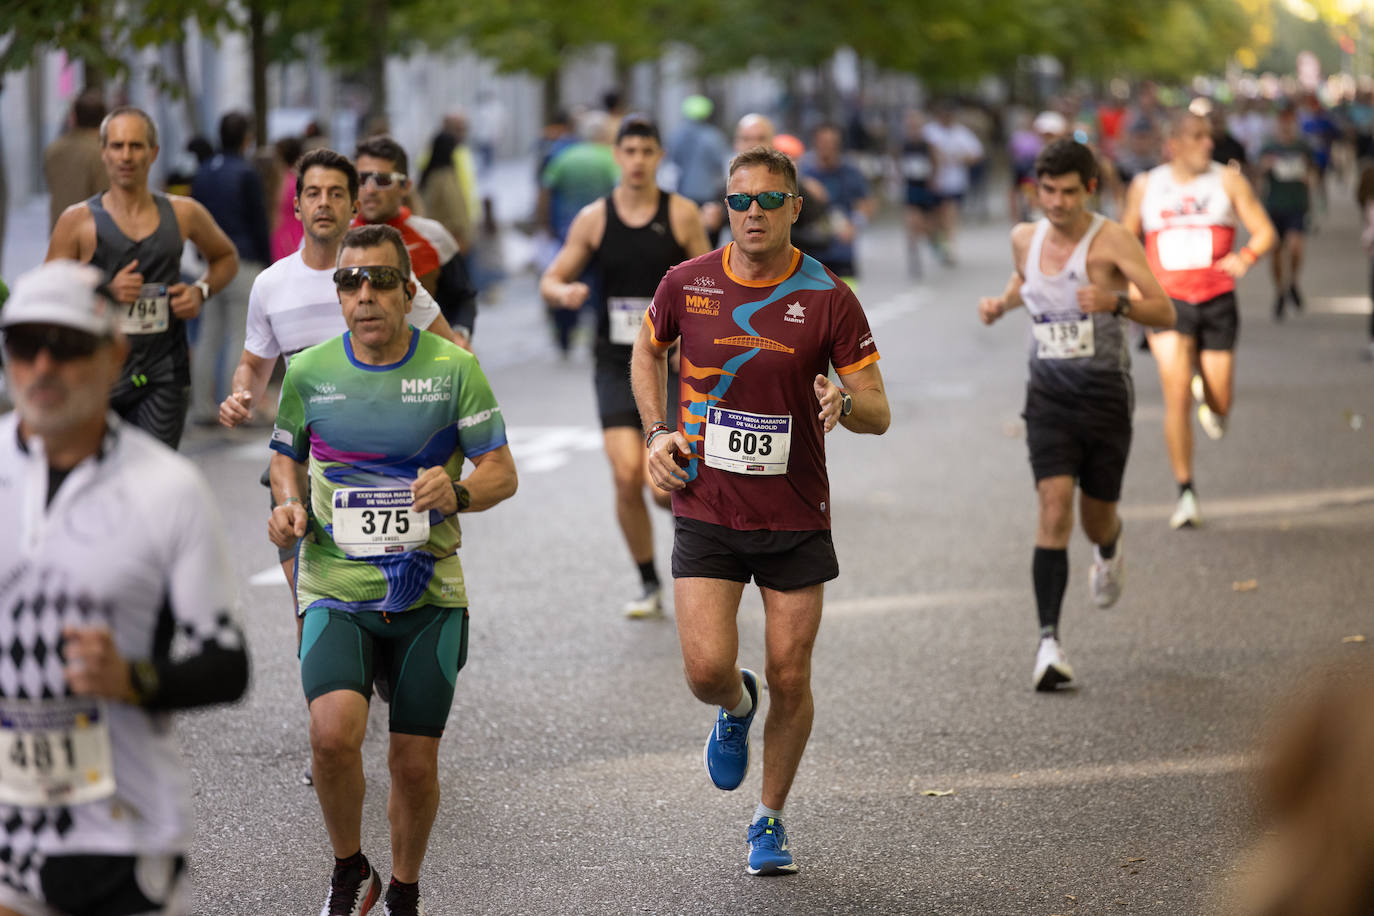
[712,334,794,354]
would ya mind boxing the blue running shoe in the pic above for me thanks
[703,668,758,790]
[747,816,799,876]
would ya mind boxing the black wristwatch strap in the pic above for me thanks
[451,481,471,513]
[840,391,853,417]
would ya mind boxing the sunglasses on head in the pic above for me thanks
[724,191,798,212]
[2,324,105,363]
[332,265,406,291]
[358,171,407,188]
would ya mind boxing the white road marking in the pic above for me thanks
[1310,295,1373,315]
[909,752,1256,792]
[250,565,286,586]
[825,588,1021,617]
[1121,485,1374,522]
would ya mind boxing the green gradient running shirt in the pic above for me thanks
[270,328,507,614]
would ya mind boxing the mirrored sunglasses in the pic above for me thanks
[724,191,798,211]
[332,265,406,291]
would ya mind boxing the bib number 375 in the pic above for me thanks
[331,487,430,558]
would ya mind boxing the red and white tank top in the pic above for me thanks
[1141,162,1237,304]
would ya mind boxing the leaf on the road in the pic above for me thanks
[1343,634,1366,643]
[1065,894,1077,901]
[1126,856,1146,863]
[1232,579,1259,592]
[920,789,954,797]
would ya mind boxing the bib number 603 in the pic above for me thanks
[727,430,773,455]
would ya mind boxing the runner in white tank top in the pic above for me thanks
[978,138,1175,693]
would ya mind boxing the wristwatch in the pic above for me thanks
[451,481,471,514]
[194,279,211,302]
[1113,293,1132,317]
[840,391,853,417]
[129,660,160,706]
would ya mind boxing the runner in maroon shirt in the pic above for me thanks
[630,146,890,876]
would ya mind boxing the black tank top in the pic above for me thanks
[592,190,688,365]
[87,192,189,385]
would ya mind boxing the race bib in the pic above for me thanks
[331,487,430,558]
[1156,227,1214,272]
[119,283,170,335]
[1032,313,1095,360]
[608,297,650,346]
[1271,155,1307,182]
[703,407,791,475]
[0,698,115,807]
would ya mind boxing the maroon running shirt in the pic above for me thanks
[646,244,879,532]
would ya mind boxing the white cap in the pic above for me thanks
[1033,111,1068,136]
[0,260,117,337]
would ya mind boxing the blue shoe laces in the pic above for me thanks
[748,818,787,852]
[714,709,748,755]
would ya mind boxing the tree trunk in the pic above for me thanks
[364,0,389,131]
[0,79,9,261]
[79,0,108,94]
[249,0,269,143]
[168,39,201,139]
[542,69,558,125]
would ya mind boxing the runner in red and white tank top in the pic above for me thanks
[1140,161,1238,303]
[1122,111,1276,531]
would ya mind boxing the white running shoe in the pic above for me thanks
[1197,402,1227,440]
[1033,637,1075,692]
[1192,374,1227,440]
[623,585,663,619]
[1169,489,1202,530]
[1090,535,1124,609]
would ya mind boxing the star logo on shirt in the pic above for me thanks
[784,301,806,324]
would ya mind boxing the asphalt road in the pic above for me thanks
[125,186,1374,915]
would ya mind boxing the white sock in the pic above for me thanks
[754,803,784,823]
[727,676,753,718]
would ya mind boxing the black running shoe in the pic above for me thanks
[321,855,378,916]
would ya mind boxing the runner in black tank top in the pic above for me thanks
[591,189,688,368]
[87,191,193,447]
[538,115,710,618]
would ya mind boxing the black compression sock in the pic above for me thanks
[1178,481,1194,498]
[637,560,659,589]
[333,850,367,875]
[1098,523,1121,559]
[1032,547,1069,634]
[386,877,420,907]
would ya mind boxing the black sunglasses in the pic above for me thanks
[332,265,406,291]
[724,191,798,212]
[2,324,105,363]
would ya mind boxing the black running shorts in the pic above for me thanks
[299,604,469,737]
[0,853,186,915]
[1161,292,1239,352]
[110,383,191,450]
[671,516,838,591]
[1024,404,1132,503]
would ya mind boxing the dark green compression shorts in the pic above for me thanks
[299,604,469,737]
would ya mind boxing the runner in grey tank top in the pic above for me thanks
[977,138,1175,694]
[43,106,239,450]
